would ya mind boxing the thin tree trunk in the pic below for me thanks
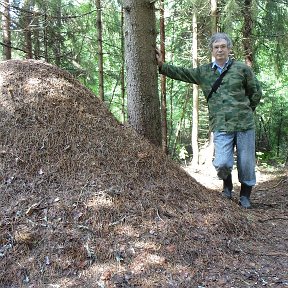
[242,0,253,67]
[43,8,48,62]
[172,88,190,158]
[33,9,40,60]
[160,0,167,154]
[200,0,219,166]
[2,0,11,59]
[191,12,199,167]
[120,5,126,122]
[54,0,62,66]
[211,0,218,34]
[276,104,283,157]
[23,0,33,59]
[168,80,174,148]
[167,16,176,150]
[96,0,104,101]
[123,0,162,147]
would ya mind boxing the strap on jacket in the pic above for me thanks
[207,60,233,102]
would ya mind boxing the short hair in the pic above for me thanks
[209,33,233,49]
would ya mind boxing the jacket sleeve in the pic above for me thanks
[246,69,262,111]
[159,63,200,84]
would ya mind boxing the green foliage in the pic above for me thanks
[255,77,288,165]
[253,1,288,74]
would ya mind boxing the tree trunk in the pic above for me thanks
[242,0,253,67]
[2,0,12,60]
[96,0,104,101]
[43,8,48,62]
[276,104,283,157]
[33,10,40,60]
[121,5,126,122]
[172,88,190,158]
[23,0,33,59]
[211,0,218,34]
[160,0,167,154]
[54,0,62,66]
[123,0,162,147]
[191,12,199,167]
[199,0,219,166]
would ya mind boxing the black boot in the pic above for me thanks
[222,174,233,199]
[239,184,252,208]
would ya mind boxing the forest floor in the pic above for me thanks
[0,59,287,288]
[184,164,288,287]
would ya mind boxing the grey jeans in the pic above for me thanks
[213,130,256,186]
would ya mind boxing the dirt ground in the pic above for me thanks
[184,161,288,287]
[0,60,287,288]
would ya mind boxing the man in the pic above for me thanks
[156,33,262,208]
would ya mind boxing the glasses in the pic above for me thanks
[213,44,228,50]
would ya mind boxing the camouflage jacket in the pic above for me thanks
[159,58,262,132]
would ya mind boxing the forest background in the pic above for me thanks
[1,0,288,168]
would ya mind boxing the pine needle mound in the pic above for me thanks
[0,60,256,287]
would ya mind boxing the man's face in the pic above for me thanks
[212,39,230,63]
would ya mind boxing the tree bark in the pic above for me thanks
[121,5,126,122]
[242,0,253,67]
[123,0,162,147]
[207,0,218,157]
[43,8,48,62]
[191,12,199,167]
[199,0,219,166]
[2,0,12,60]
[54,0,62,66]
[160,0,167,153]
[96,0,104,101]
[23,0,33,59]
[33,10,40,60]
[211,0,218,34]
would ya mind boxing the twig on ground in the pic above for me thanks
[258,217,288,223]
